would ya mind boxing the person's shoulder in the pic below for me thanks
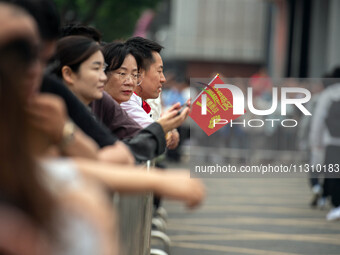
[102,91,120,105]
[321,83,340,100]
[94,91,120,111]
[330,83,340,92]
[124,93,141,106]
[121,96,145,118]
[41,74,67,94]
[42,74,63,86]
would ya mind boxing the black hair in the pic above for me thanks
[331,67,340,78]
[1,0,60,40]
[103,42,142,73]
[61,24,102,43]
[125,37,163,71]
[52,36,101,77]
[322,66,340,88]
[0,38,56,236]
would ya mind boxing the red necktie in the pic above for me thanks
[134,92,151,114]
[142,100,151,114]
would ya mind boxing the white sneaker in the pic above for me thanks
[312,184,322,195]
[326,206,340,221]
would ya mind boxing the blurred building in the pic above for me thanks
[145,0,340,78]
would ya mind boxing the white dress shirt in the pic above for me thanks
[120,93,154,128]
[146,93,162,121]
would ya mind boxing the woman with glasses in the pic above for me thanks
[102,41,165,129]
[103,42,143,104]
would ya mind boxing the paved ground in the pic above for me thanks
[162,174,340,255]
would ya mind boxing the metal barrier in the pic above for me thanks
[113,160,154,255]
[188,111,309,165]
[185,145,308,165]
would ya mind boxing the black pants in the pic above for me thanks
[329,179,340,207]
[324,146,340,207]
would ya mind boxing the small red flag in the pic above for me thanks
[190,75,244,136]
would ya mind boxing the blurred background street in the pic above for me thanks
[163,165,340,255]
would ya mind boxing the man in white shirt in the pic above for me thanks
[122,37,183,149]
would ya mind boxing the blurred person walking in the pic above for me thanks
[310,67,340,220]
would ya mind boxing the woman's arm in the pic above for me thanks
[73,158,205,209]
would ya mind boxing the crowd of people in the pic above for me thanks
[1,0,339,254]
[0,0,205,254]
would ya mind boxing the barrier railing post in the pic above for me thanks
[114,160,154,255]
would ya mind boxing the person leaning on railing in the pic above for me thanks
[0,3,204,255]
